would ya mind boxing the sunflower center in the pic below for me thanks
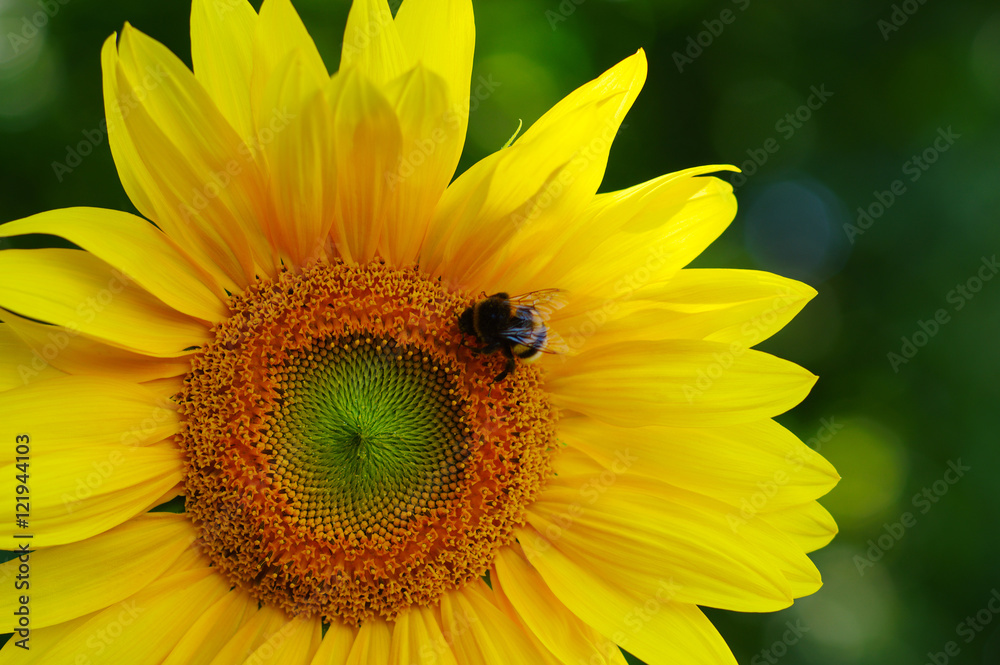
[177,261,557,625]
[273,335,468,541]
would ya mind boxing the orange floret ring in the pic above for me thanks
[178,261,557,625]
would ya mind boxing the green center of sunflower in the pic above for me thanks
[177,261,557,625]
[272,335,468,541]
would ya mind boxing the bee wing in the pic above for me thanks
[507,289,568,321]
[502,319,570,355]
[503,289,569,355]
[536,325,570,355]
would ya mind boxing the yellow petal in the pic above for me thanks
[114,25,272,283]
[164,540,215,576]
[163,587,259,665]
[440,580,545,662]
[0,323,64,391]
[728,509,825,600]
[210,604,297,664]
[556,268,815,351]
[345,618,391,665]
[16,568,228,664]
[379,64,463,266]
[101,33,160,248]
[522,50,645,142]
[389,606,458,665]
[341,0,408,85]
[327,68,403,264]
[140,375,182,401]
[0,440,183,547]
[0,375,177,452]
[547,339,816,428]
[0,248,208,357]
[394,0,474,187]
[0,607,99,662]
[761,500,839,554]
[2,310,190,383]
[421,98,610,287]
[190,0,258,144]
[243,616,323,664]
[102,35,243,291]
[647,269,815,344]
[151,483,184,513]
[0,207,227,321]
[259,51,338,266]
[0,513,196,631]
[309,621,357,665]
[560,417,839,513]
[487,572,593,665]
[504,167,737,298]
[526,466,796,612]
[493,546,628,665]
[535,446,826,607]
[518,523,737,665]
[252,0,328,132]
[476,50,648,289]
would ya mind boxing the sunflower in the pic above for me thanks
[0,0,838,662]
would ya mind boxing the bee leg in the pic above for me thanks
[491,349,516,384]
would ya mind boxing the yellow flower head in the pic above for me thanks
[0,0,838,662]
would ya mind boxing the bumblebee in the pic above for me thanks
[458,289,569,383]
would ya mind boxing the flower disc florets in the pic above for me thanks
[177,261,557,624]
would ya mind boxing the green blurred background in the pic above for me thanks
[2,0,998,663]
